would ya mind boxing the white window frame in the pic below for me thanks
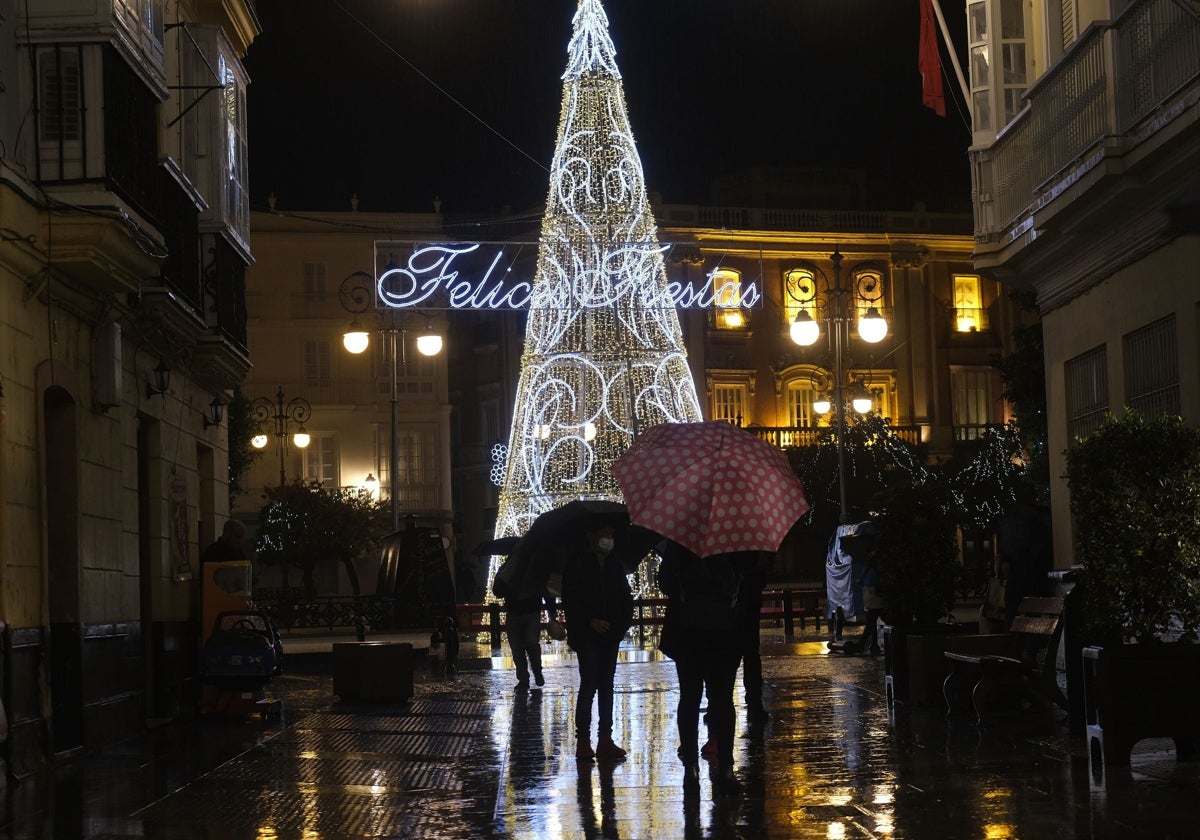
[302,433,338,487]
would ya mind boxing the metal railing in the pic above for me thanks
[744,425,923,448]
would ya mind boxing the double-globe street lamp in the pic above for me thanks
[787,248,888,524]
[250,387,313,487]
[338,271,443,532]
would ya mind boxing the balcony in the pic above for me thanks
[744,425,923,449]
[972,0,1200,265]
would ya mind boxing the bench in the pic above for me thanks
[943,596,1068,724]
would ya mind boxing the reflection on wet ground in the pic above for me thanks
[3,628,1198,838]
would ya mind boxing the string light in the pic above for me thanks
[493,0,703,544]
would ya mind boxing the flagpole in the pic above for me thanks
[930,0,970,105]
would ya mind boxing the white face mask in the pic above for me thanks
[597,538,615,553]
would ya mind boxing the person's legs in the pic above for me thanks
[520,613,544,684]
[595,640,625,761]
[674,653,705,757]
[574,643,600,758]
[674,651,704,795]
[506,612,532,687]
[741,589,765,717]
[704,645,742,794]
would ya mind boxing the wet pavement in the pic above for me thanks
[3,626,1196,839]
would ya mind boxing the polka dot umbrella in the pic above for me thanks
[612,421,810,559]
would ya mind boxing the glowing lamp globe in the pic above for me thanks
[251,434,269,449]
[813,397,832,415]
[790,311,819,346]
[292,429,311,449]
[858,307,888,343]
[417,333,443,356]
[852,396,873,414]
[343,330,370,354]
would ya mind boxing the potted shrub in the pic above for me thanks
[1064,409,1200,767]
[872,474,963,705]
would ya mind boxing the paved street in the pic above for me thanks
[3,626,1194,839]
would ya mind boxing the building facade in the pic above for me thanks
[966,0,1200,566]
[241,208,456,595]
[0,0,258,778]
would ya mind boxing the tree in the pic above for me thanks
[225,388,261,510]
[992,289,1049,503]
[254,479,388,597]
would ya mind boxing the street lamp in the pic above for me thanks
[787,247,888,524]
[250,387,313,486]
[338,270,444,531]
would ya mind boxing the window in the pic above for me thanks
[968,1,992,131]
[302,434,338,486]
[302,262,328,318]
[220,52,249,246]
[849,266,888,333]
[304,340,331,386]
[783,267,820,327]
[850,371,894,421]
[712,384,746,424]
[952,275,989,332]
[376,427,440,510]
[1124,315,1179,419]
[482,400,501,444]
[786,379,819,428]
[37,47,83,142]
[1065,346,1108,440]
[951,367,995,440]
[710,269,745,329]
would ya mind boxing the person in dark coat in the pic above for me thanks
[505,593,557,691]
[561,524,634,763]
[658,542,753,796]
[201,519,246,564]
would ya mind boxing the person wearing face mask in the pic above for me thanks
[561,523,634,763]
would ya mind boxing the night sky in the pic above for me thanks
[244,0,971,217]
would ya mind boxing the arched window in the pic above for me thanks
[710,268,745,329]
[786,378,819,428]
[783,267,820,328]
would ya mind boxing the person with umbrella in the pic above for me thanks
[561,523,635,763]
[657,540,756,797]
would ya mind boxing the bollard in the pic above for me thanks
[783,590,795,637]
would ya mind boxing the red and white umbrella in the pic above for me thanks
[612,421,810,558]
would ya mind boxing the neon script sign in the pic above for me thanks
[376,243,761,311]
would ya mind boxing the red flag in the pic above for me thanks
[919,0,946,117]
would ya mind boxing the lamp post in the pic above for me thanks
[787,247,888,524]
[250,387,313,487]
[339,271,443,532]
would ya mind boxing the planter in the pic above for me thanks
[1083,643,1200,770]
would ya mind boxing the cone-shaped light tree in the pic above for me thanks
[493,0,704,540]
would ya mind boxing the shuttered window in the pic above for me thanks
[1065,346,1108,440]
[1124,315,1179,419]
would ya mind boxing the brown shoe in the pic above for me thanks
[576,742,595,761]
[700,738,717,760]
[595,738,627,762]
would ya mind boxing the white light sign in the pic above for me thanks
[376,243,760,312]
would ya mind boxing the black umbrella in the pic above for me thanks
[514,500,658,572]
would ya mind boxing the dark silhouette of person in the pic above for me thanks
[201,519,246,564]
[658,541,754,797]
[738,553,772,720]
[561,524,634,764]
[506,593,557,690]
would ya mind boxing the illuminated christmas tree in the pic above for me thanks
[493,0,704,539]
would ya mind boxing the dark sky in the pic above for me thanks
[245,0,971,217]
